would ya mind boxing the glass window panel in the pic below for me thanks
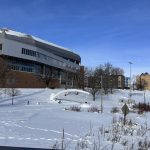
[0,44,2,50]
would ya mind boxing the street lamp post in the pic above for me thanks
[100,75,103,113]
[129,62,132,103]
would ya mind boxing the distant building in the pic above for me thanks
[0,28,81,88]
[136,73,150,90]
[111,75,125,89]
[125,77,130,89]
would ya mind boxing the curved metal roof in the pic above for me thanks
[0,28,81,62]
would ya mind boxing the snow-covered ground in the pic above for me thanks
[0,88,150,149]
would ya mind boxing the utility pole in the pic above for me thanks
[100,75,103,113]
[129,62,132,103]
[61,128,64,150]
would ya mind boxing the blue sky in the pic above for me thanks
[0,0,150,76]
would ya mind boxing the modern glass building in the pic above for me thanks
[0,28,81,88]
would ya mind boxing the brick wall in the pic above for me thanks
[1,70,60,88]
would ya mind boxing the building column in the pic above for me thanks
[42,65,46,77]
[71,75,74,88]
[59,71,61,85]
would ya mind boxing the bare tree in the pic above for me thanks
[103,74,110,94]
[94,62,124,94]
[42,69,52,88]
[94,65,103,83]
[103,63,113,94]
[103,63,124,94]
[7,88,20,105]
[88,77,99,101]
[109,76,114,94]
[75,66,88,89]
[104,62,113,75]
[0,57,9,87]
[87,69,100,101]
[111,67,124,75]
[41,67,58,88]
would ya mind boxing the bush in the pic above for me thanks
[69,106,81,112]
[88,106,100,113]
[50,87,55,89]
[133,102,150,114]
[111,107,120,113]
[138,139,150,150]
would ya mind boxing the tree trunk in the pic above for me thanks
[12,96,14,105]
[110,87,113,94]
[46,81,49,88]
[93,94,95,101]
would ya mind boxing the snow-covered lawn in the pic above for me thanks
[0,88,150,149]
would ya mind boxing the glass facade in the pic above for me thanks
[8,57,42,74]
[21,48,79,71]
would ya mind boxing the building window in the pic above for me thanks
[22,48,37,57]
[22,48,24,54]
[9,65,20,71]
[0,44,2,50]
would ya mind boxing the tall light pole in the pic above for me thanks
[100,75,103,113]
[129,62,132,102]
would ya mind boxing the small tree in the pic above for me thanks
[41,67,57,88]
[88,77,99,101]
[87,69,100,101]
[42,73,52,88]
[7,88,20,105]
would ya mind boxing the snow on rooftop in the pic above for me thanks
[5,29,28,37]
[0,28,73,52]
[31,35,73,52]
